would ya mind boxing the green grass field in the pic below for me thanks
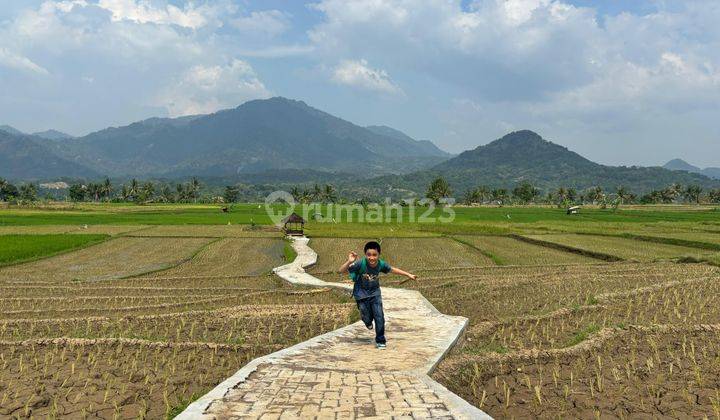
[0,234,108,266]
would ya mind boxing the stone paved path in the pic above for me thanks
[178,236,490,419]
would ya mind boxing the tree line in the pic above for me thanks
[425,177,720,206]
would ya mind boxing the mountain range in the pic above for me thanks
[1,98,719,196]
[663,159,720,180]
[0,125,75,140]
[371,130,720,195]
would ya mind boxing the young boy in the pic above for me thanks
[338,241,417,349]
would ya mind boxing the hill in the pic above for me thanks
[370,130,720,195]
[663,158,720,180]
[0,131,98,180]
[48,97,449,178]
[0,125,24,136]
[32,129,75,140]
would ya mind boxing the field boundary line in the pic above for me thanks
[510,234,624,262]
[119,237,222,280]
[446,235,506,265]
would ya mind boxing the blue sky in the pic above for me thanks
[1,0,719,167]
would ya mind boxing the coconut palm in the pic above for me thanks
[101,178,112,201]
[684,185,702,204]
[426,177,452,204]
[189,177,201,203]
[323,184,337,203]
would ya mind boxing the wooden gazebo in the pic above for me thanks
[282,212,305,236]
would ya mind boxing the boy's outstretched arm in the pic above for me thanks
[338,251,358,274]
[391,266,417,281]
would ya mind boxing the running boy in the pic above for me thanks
[338,241,417,349]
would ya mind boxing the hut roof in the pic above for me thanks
[282,212,305,224]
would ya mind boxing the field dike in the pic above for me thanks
[178,236,490,419]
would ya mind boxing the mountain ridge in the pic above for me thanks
[48,97,449,178]
[370,130,720,195]
[663,158,720,180]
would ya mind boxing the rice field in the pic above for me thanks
[0,230,355,418]
[453,235,595,265]
[0,234,108,267]
[0,237,212,283]
[628,231,720,247]
[127,225,280,238]
[524,233,714,261]
[3,203,720,419]
[420,256,720,418]
[140,238,285,278]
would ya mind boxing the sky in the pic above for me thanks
[1,0,718,167]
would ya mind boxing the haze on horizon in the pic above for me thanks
[1,0,718,168]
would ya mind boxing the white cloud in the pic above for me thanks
[331,59,402,95]
[231,10,290,37]
[157,59,271,117]
[0,48,49,75]
[309,0,720,164]
[96,0,215,29]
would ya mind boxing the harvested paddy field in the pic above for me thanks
[422,261,720,418]
[140,238,285,278]
[309,236,495,282]
[0,225,149,236]
[524,233,713,261]
[308,237,376,272]
[627,231,720,248]
[128,225,280,238]
[454,235,595,265]
[0,237,211,283]
[0,233,355,418]
[437,326,720,418]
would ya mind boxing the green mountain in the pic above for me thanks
[0,131,98,181]
[371,130,720,195]
[50,97,449,178]
[365,125,452,157]
[31,129,75,140]
[663,158,720,180]
[0,125,24,136]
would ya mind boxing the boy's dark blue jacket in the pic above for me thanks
[348,258,392,300]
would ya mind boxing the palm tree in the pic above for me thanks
[19,184,37,203]
[425,177,452,204]
[87,182,101,202]
[175,183,186,202]
[120,185,130,202]
[101,178,112,201]
[708,189,720,204]
[323,184,337,203]
[684,185,702,204]
[312,184,322,202]
[128,179,140,201]
[491,188,508,206]
[616,186,631,206]
[290,186,301,202]
[189,177,200,203]
[160,185,173,203]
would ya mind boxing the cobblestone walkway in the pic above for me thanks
[178,236,489,419]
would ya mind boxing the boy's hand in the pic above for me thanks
[347,251,358,263]
[408,274,417,281]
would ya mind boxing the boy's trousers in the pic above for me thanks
[356,295,386,344]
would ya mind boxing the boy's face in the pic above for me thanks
[365,248,379,266]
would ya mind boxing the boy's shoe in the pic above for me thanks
[365,323,373,330]
[376,343,386,349]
